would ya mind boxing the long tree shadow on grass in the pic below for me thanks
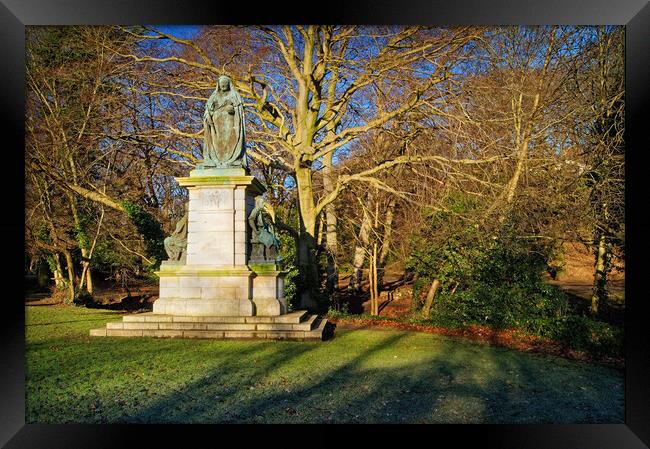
[123,330,623,424]
[124,331,416,423]
[25,318,118,327]
[26,337,322,424]
[119,340,322,424]
[83,296,154,312]
[25,303,623,425]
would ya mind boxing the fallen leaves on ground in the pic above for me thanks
[329,317,624,369]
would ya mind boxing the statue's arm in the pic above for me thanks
[204,91,219,119]
[180,213,189,235]
[248,209,257,227]
[235,94,245,123]
[248,206,261,233]
[233,91,244,107]
[173,212,189,236]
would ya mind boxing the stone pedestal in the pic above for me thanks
[90,166,331,338]
[153,264,255,316]
[249,263,287,315]
[152,168,286,317]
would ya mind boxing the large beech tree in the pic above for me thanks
[115,25,485,310]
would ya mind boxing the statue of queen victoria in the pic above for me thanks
[198,75,247,169]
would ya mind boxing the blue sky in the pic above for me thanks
[149,25,200,39]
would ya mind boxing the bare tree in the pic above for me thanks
[113,25,486,310]
[567,27,624,315]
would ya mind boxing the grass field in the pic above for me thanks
[25,306,624,424]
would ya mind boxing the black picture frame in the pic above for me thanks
[3,0,649,447]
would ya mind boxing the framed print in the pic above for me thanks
[3,0,649,447]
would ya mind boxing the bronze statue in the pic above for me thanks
[199,75,247,169]
[164,211,189,262]
[248,196,280,263]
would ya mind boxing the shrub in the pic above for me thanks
[120,201,166,269]
[539,315,623,357]
[402,194,626,358]
[73,290,94,307]
[278,232,300,311]
[407,195,568,328]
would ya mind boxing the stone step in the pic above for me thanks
[305,317,328,339]
[294,314,319,331]
[105,316,320,332]
[121,310,309,325]
[89,317,329,341]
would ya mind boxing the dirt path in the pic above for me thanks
[24,280,159,311]
[546,278,624,303]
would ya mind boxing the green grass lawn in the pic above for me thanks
[25,305,624,424]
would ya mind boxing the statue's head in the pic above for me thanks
[217,75,231,92]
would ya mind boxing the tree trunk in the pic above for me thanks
[484,135,530,224]
[316,214,324,247]
[367,244,380,316]
[70,196,92,295]
[297,232,320,311]
[294,165,320,312]
[62,249,76,304]
[52,253,65,288]
[422,279,441,319]
[377,197,396,287]
[80,206,104,296]
[88,268,93,294]
[368,247,375,315]
[590,228,609,316]
[350,195,372,292]
[80,263,94,295]
[322,151,339,300]
[370,243,380,315]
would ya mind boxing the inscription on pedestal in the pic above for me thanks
[191,189,232,211]
[204,191,223,208]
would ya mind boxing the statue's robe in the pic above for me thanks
[164,212,188,261]
[204,88,246,167]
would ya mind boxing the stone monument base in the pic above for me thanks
[153,298,255,316]
[249,262,286,315]
[90,310,334,341]
[153,261,287,316]
[154,262,255,316]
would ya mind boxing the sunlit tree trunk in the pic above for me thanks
[377,197,396,287]
[372,195,380,315]
[67,192,93,295]
[62,249,76,304]
[590,229,609,316]
[323,151,339,299]
[422,279,441,319]
[350,194,372,292]
[52,253,65,288]
[295,164,320,311]
[369,243,379,316]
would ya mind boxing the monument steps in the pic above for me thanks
[90,310,331,341]
[121,310,308,324]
